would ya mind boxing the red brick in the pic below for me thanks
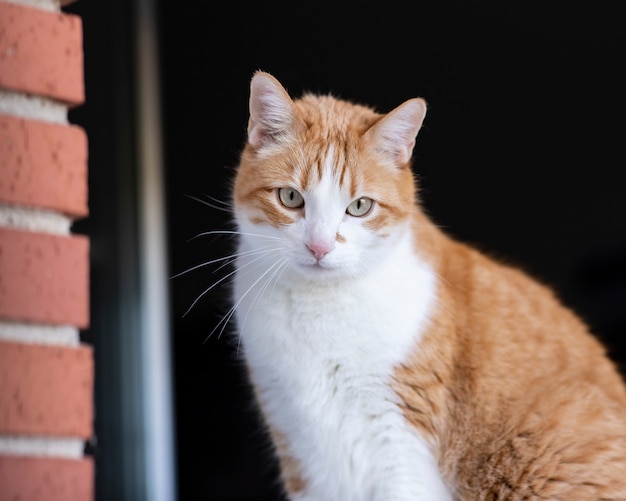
[0,455,93,501]
[0,228,89,328]
[0,3,84,105]
[0,340,93,437]
[0,114,88,218]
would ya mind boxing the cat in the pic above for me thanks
[227,70,626,500]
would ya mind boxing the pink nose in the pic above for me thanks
[306,242,333,260]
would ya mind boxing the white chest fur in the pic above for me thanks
[233,230,452,500]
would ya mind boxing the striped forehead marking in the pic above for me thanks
[296,141,359,200]
[319,143,355,197]
[313,144,338,198]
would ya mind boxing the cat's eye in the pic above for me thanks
[278,188,305,209]
[346,197,373,217]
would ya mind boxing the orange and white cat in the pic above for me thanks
[230,71,626,500]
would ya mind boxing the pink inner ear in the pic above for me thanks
[367,98,426,165]
[247,118,268,149]
[247,73,298,149]
[397,139,416,165]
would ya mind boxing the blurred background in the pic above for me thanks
[65,1,626,499]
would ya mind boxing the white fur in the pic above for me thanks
[234,247,451,496]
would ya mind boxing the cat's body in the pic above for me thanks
[230,71,626,500]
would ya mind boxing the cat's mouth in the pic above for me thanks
[297,257,346,277]
[305,259,332,270]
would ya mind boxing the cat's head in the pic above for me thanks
[233,71,426,280]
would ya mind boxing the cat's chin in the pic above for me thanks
[293,260,353,280]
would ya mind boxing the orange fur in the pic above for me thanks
[396,217,626,498]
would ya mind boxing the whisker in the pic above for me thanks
[170,256,236,280]
[267,259,290,302]
[185,193,233,213]
[171,244,282,279]
[187,229,284,243]
[182,250,277,317]
[205,257,287,342]
[236,258,289,354]
[214,244,283,273]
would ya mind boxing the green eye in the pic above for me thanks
[346,197,373,217]
[278,188,304,209]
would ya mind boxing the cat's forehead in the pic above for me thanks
[295,142,359,198]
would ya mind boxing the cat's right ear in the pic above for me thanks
[247,72,303,150]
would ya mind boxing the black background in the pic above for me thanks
[70,1,626,499]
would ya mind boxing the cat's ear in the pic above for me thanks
[247,71,303,150]
[364,98,427,166]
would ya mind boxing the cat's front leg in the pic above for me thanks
[289,486,453,501]
[287,473,453,501]
[377,484,454,501]
[370,481,453,501]
[368,444,453,501]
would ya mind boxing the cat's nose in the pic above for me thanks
[306,241,333,260]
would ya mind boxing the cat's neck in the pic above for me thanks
[236,209,439,351]
[409,203,476,280]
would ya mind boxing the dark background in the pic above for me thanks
[68,1,626,500]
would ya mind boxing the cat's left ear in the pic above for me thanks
[364,98,427,166]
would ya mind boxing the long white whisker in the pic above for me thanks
[187,230,284,242]
[182,250,277,317]
[205,194,232,206]
[267,259,290,302]
[236,258,289,354]
[205,258,286,342]
[185,193,233,212]
[214,244,283,273]
[170,255,240,279]
[171,244,282,279]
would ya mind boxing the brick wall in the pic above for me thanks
[0,0,93,500]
